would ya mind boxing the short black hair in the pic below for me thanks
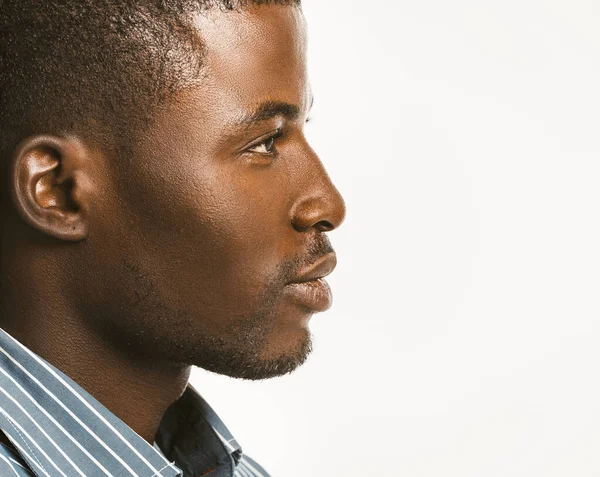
[0,0,301,170]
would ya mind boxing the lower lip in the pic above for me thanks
[285,279,333,312]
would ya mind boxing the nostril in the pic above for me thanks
[315,220,334,232]
[291,192,344,232]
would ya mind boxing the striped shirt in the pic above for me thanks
[0,327,270,476]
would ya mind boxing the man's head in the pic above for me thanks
[0,1,345,380]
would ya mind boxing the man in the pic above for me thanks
[0,1,346,475]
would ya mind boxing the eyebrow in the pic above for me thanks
[234,96,314,127]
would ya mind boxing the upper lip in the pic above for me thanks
[289,253,337,284]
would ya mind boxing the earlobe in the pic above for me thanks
[9,135,90,242]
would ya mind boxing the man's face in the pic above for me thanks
[80,5,345,379]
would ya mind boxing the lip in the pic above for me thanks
[289,253,337,284]
[285,253,337,312]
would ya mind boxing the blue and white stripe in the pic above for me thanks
[0,327,270,476]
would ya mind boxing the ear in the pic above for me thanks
[9,135,91,241]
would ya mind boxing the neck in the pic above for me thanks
[0,298,191,444]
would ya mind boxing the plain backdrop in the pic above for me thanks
[190,1,600,476]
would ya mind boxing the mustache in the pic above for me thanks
[279,235,335,284]
[305,235,335,264]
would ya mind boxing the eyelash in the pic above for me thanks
[246,128,284,156]
[245,117,313,157]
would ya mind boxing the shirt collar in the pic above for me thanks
[0,326,241,477]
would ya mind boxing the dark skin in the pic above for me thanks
[0,4,345,448]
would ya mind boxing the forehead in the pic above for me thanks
[189,5,309,114]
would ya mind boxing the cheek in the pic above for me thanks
[120,160,294,318]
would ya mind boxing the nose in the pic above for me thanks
[291,151,346,233]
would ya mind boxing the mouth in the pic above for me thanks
[285,253,337,312]
[285,278,333,313]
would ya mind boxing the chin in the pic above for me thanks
[194,328,314,381]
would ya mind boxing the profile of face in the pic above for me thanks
[51,5,346,380]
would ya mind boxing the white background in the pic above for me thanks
[190,1,600,475]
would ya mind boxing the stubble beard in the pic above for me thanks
[112,258,314,381]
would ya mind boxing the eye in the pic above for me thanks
[246,129,283,155]
[249,136,276,154]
